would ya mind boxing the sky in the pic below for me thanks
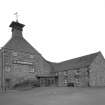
[0,0,105,62]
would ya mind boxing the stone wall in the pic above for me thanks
[58,71,66,86]
[1,48,51,87]
[68,68,89,87]
[0,50,2,90]
[36,57,52,75]
[89,53,105,87]
[57,67,89,87]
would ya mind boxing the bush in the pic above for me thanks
[13,79,40,89]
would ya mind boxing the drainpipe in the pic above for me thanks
[1,48,5,92]
[87,67,90,87]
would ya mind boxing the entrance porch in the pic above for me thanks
[36,75,58,87]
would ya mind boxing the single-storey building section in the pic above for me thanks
[50,52,105,87]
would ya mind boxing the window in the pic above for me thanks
[74,75,80,79]
[35,69,40,74]
[64,71,68,76]
[75,70,80,74]
[13,60,33,65]
[37,69,40,73]
[29,66,34,73]
[5,66,11,72]
[75,79,80,84]
[12,52,18,56]
[64,79,68,84]
[29,55,34,59]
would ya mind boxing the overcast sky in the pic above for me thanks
[0,0,105,62]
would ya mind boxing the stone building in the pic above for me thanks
[0,21,52,90]
[0,20,105,90]
[50,52,105,87]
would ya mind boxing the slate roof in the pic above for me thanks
[3,35,40,55]
[50,52,101,72]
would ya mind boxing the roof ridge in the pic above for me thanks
[50,52,101,72]
[58,51,100,64]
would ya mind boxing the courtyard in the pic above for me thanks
[0,87,105,105]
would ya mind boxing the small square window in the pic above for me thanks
[5,66,11,72]
[29,66,34,73]
[74,75,80,79]
[12,52,18,56]
[75,79,80,83]
[64,79,67,84]
[64,71,67,76]
[75,70,80,75]
[29,55,34,59]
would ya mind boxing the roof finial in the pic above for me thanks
[14,12,19,22]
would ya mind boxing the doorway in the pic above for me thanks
[37,76,58,87]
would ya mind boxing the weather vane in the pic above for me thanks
[14,12,19,22]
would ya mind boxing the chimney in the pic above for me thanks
[9,21,25,37]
